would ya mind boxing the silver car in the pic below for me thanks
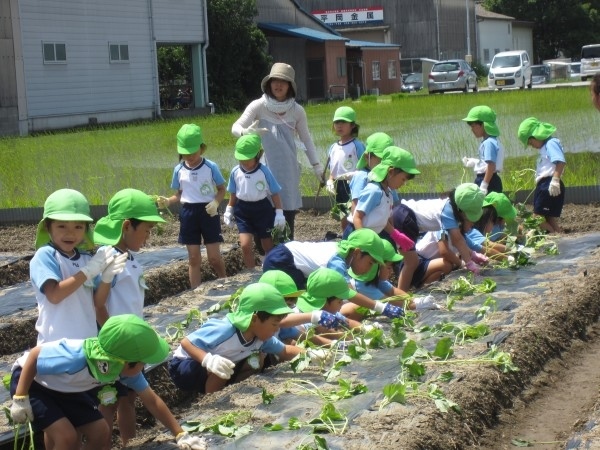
[428,59,478,94]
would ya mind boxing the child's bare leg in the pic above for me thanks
[98,402,117,447]
[239,233,256,268]
[398,250,418,292]
[78,418,110,450]
[205,373,228,394]
[340,217,349,232]
[206,242,226,278]
[186,245,202,289]
[261,237,274,255]
[116,391,137,447]
[545,216,561,233]
[422,258,452,286]
[44,418,79,449]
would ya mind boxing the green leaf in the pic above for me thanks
[401,340,418,360]
[511,438,533,447]
[382,383,406,404]
[288,417,303,430]
[437,371,455,382]
[261,387,274,405]
[432,337,454,359]
[263,423,283,431]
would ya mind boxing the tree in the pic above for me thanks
[482,0,600,61]
[206,0,271,112]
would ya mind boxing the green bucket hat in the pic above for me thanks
[234,134,262,160]
[517,117,556,146]
[296,268,356,312]
[83,314,170,383]
[483,192,517,221]
[382,239,403,263]
[226,283,293,331]
[177,123,204,155]
[333,106,356,123]
[35,189,94,250]
[94,189,166,246]
[368,146,421,182]
[337,228,385,265]
[259,270,304,298]
[462,105,500,137]
[356,132,394,169]
[455,183,485,222]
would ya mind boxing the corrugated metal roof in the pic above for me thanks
[476,4,514,21]
[259,22,348,42]
[346,39,400,49]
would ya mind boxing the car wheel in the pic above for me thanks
[519,77,525,89]
[463,81,469,93]
[527,77,533,89]
[473,83,478,93]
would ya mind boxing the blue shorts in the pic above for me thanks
[392,203,419,244]
[534,177,565,218]
[168,357,249,393]
[10,367,103,432]
[178,203,224,245]
[335,179,351,204]
[262,244,308,289]
[398,255,431,289]
[475,172,503,194]
[234,198,275,238]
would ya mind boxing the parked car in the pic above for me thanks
[401,73,423,92]
[531,64,550,85]
[580,44,600,81]
[487,50,532,90]
[568,62,581,79]
[428,59,478,94]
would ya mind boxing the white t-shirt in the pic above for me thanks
[284,241,339,276]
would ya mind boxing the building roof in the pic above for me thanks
[259,22,348,42]
[475,4,514,21]
[346,39,400,49]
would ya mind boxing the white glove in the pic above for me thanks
[312,163,325,183]
[80,246,115,281]
[274,209,286,230]
[462,157,478,168]
[412,294,441,311]
[10,395,33,424]
[201,353,235,379]
[336,171,357,181]
[479,181,488,196]
[156,196,170,209]
[548,177,561,196]
[100,251,128,284]
[241,119,268,136]
[176,431,208,450]
[205,200,219,217]
[223,205,235,227]
[325,179,336,195]
[307,348,333,364]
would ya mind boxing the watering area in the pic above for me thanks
[2,232,599,448]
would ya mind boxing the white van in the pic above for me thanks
[487,50,532,90]
[580,44,600,81]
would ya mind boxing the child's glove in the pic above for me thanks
[307,348,333,364]
[462,156,478,168]
[311,310,348,329]
[312,163,325,183]
[325,179,336,195]
[373,301,405,318]
[205,200,219,217]
[81,247,115,281]
[412,294,441,311]
[390,229,415,252]
[548,176,561,196]
[223,206,235,227]
[101,251,129,284]
[479,181,488,196]
[466,260,480,274]
[10,395,33,424]
[241,119,268,136]
[201,353,235,379]
[273,209,286,230]
[176,431,208,450]
[470,250,489,266]
[336,171,357,181]
[156,196,170,209]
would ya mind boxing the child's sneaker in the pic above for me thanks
[413,295,441,311]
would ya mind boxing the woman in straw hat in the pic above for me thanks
[232,62,324,239]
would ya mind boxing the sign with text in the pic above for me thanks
[312,6,384,27]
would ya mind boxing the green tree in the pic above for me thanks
[482,0,600,61]
[206,0,271,112]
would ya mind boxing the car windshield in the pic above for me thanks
[433,62,459,72]
[405,73,421,82]
[582,46,600,59]
[492,55,521,68]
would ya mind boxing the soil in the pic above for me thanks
[1,204,600,449]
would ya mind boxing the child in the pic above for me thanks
[462,105,505,195]
[168,283,312,394]
[92,188,167,447]
[30,188,119,344]
[592,73,600,112]
[157,123,227,288]
[325,106,365,230]
[258,269,304,308]
[262,228,404,319]
[9,314,206,450]
[517,117,567,233]
[224,134,286,268]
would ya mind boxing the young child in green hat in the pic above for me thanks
[517,117,567,233]
[9,314,206,450]
[168,283,321,394]
[30,189,122,345]
[224,134,285,268]
[157,123,227,288]
[462,105,505,195]
[92,188,167,447]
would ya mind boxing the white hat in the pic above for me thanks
[261,63,297,97]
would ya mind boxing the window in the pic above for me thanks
[43,42,66,64]
[388,60,397,79]
[109,43,129,63]
[372,61,380,80]
[483,49,490,63]
[336,57,346,77]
